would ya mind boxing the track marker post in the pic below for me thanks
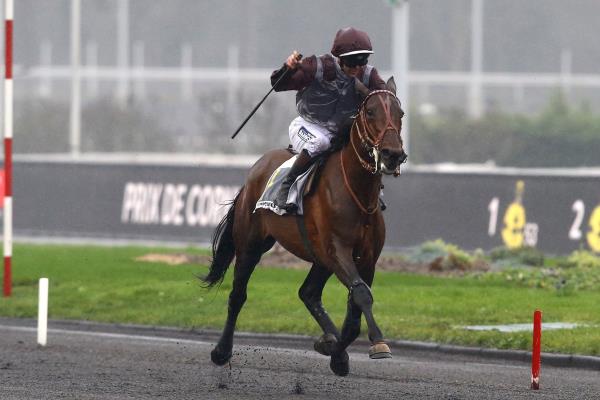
[37,278,49,346]
[531,309,542,390]
[3,0,14,297]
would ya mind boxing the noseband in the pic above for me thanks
[351,90,403,175]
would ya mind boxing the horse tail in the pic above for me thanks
[201,189,241,288]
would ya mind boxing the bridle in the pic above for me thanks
[350,90,404,176]
[339,89,404,214]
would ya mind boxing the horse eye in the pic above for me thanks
[366,109,375,117]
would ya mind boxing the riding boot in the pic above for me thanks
[273,150,313,212]
[379,185,387,211]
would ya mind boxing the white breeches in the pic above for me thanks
[288,116,334,157]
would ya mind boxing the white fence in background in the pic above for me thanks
[15,63,600,105]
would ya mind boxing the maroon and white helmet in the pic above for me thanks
[330,27,373,58]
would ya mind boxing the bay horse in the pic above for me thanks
[202,77,406,376]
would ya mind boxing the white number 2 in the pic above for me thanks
[569,200,585,240]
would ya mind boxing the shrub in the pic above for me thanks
[411,91,600,167]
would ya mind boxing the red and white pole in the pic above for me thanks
[3,0,13,297]
[531,309,542,390]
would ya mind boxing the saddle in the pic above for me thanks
[254,147,328,216]
[255,137,386,215]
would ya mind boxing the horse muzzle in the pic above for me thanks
[379,148,407,176]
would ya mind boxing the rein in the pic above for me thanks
[340,149,379,214]
[339,89,401,214]
[353,90,402,175]
[357,90,402,148]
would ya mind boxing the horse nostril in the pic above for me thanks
[399,151,408,164]
[381,148,404,165]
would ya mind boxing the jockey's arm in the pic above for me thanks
[270,54,317,92]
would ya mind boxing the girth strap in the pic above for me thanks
[296,215,318,264]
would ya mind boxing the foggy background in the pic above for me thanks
[4,0,600,167]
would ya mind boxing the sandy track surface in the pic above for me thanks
[1,319,598,399]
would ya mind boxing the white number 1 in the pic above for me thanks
[488,197,500,236]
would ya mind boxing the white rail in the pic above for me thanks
[12,66,600,88]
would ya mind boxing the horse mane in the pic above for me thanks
[329,117,354,152]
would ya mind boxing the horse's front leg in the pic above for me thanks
[299,263,340,357]
[332,249,391,360]
[348,277,391,359]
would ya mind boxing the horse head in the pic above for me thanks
[354,77,407,176]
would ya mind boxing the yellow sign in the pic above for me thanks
[501,180,526,249]
[587,205,600,252]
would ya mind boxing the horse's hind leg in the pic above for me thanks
[338,297,362,351]
[210,242,270,365]
[299,263,352,376]
[298,264,340,355]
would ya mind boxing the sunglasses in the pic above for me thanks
[342,55,369,68]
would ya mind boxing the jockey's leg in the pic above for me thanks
[273,149,313,212]
[275,117,332,213]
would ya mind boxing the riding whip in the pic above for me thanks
[231,53,302,139]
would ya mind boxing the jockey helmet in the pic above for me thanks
[331,27,374,58]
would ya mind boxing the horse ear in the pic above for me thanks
[355,79,371,98]
[386,76,397,95]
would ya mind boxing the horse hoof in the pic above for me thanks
[330,351,350,376]
[369,342,392,359]
[314,333,338,356]
[211,346,232,366]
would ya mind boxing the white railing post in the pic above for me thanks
[469,0,483,119]
[227,44,240,125]
[133,41,145,99]
[69,0,82,156]
[391,0,410,162]
[560,48,572,98]
[180,43,193,102]
[85,40,99,98]
[39,40,52,98]
[116,0,130,108]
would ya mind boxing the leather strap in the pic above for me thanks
[296,215,318,263]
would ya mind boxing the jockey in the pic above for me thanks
[271,27,388,212]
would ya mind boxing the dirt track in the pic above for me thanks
[1,318,599,399]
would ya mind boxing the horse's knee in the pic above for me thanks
[350,279,373,310]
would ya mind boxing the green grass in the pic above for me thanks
[2,243,600,356]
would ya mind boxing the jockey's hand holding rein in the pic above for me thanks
[286,51,302,69]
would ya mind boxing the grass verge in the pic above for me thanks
[1,243,599,356]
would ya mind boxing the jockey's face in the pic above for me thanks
[340,62,363,78]
[339,54,369,78]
